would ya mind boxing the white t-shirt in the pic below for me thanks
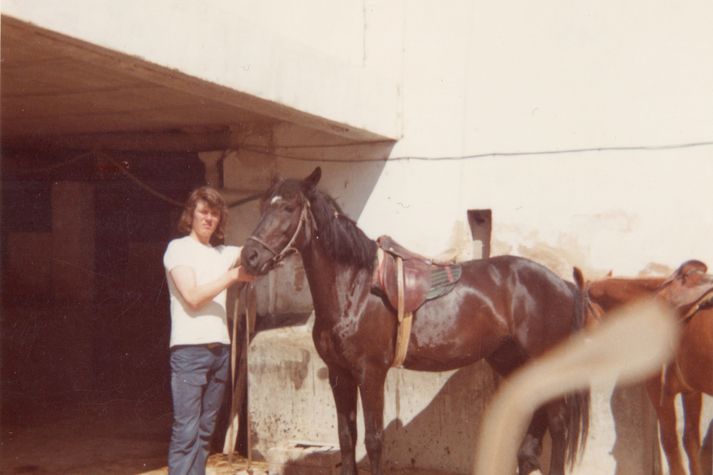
[163,235,240,347]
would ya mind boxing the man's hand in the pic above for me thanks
[230,265,256,283]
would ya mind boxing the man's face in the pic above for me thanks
[192,200,220,242]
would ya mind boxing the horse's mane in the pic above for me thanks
[307,189,377,271]
[267,178,377,271]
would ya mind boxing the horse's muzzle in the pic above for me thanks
[241,243,275,276]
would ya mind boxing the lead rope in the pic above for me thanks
[223,283,256,468]
[224,284,242,461]
[246,282,256,468]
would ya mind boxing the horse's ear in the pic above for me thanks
[572,267,584,289]
[302,167,321,192]
[269,172,282,187]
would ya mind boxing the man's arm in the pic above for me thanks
[169,265,254,311]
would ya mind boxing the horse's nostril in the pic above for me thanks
[246,249,259,267]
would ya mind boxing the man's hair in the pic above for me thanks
[177,186,228,244]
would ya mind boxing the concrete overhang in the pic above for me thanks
[1,3,399,154]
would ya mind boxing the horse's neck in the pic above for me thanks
[299,241,373,322]
[590,277,664,311]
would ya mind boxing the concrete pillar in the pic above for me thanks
[198,150,225,188]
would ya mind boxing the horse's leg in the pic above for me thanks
[358,368,387,475]
[544,399,568,475]
[486,342,543,474]
[329,366,359,475]
[517,408,548,474]
[645,376,687,475]
[682,391,704,475]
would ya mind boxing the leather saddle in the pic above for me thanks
[373,235,462,314]
[657,260,713,320]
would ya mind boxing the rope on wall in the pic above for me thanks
[8,150,263,209]
[96,152,185,207]
[98,152,264,209]
[10,151,96,174]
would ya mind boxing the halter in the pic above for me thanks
[246,198,314,269]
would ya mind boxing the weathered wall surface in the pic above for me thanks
[223,2,713,473]
[248,324,500,474]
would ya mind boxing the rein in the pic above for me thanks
[246,199,314,268]
[223,282,257,465]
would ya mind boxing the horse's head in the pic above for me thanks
[241,167,321,275]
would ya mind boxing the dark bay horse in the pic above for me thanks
[582,261,713,475]
[241,168,589,475]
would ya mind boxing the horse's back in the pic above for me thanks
[462,255,582,355]
[464,254,574,300]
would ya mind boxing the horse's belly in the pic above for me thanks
[404,304,507,371]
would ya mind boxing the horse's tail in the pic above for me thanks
[564,268,591,467]
[564,387,590,469]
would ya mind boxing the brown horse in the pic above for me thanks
[241,167,589,475]
[582,261,713,475]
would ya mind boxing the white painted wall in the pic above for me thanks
[350,1,713,279]
[359,151,713,278]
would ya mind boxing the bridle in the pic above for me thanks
[246,197,314,269]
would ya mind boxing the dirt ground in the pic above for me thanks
[0,397,273,475]
[0,398,457,475]
[1,398,173,474]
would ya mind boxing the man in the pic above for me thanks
[163,186,254,475]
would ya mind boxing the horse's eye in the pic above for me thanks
[284,205,296,213]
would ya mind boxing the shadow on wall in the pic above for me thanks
[279,366,664,475]
[277,362,497,475]
[377,363,498,473]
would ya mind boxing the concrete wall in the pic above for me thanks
[219,2,713,473]
[249,325,500,474]
[0,0,400,140]
[351,1,713,274]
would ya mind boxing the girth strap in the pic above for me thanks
[392,256,413,368]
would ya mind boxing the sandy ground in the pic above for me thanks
[1,398,172,474]
[0,397,271,475]
[0,398,457,475]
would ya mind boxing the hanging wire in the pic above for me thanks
[241,139,713,163]
[7,139,712,206]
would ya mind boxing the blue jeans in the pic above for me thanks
[168,344,230,475]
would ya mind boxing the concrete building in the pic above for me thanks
[2,1,712,474]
